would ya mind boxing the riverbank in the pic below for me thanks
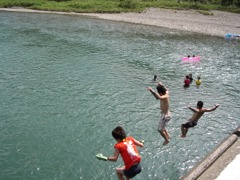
[1,7,240,37]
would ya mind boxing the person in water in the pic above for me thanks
[180,101,219,138]
[187,55,196,58]
[184,75,190,88]
[189,74,193,83]
[107,126,144,180]
[147,82,171,145]
[153,75,157,81]
[195,76,201,86]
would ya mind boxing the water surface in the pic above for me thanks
[0,11,239,180]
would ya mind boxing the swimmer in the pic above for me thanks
[196,76,201,86]
[189,74,193,83]
[184,75,190,88]
[180,101,219,137]
[153,75,157,81]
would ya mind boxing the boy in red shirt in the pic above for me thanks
[97,126,144,179]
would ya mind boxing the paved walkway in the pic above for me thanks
[182,127,240,180]
[215,153,240,180]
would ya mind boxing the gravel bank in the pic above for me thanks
[1,7,240,37]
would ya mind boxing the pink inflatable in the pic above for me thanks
[181,56,200,62]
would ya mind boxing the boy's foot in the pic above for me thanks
[162,140,170,145]
[166,135,171,140]
[180,135,186,138]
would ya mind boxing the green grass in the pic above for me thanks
[0,0,239,13]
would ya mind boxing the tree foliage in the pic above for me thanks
[221,0,240,6]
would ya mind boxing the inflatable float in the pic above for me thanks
[181,56,200,62]
[225,34,240,40]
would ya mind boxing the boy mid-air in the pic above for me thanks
[181,101,219,137]
[147,82,171,145]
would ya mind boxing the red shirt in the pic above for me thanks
[114,136,141,170]
[184,79,190,86]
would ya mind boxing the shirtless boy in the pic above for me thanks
[147,82,171,145]
[181,101,219,137]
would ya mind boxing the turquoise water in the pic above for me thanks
[0,11,239,180]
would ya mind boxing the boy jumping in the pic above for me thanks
[97,126,144,180]
[181,101,219,137]
[147,82,171,145]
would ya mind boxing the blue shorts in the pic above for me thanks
[124,163,142,178]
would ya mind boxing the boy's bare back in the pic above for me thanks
[188,104,219,123]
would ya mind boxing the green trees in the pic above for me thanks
[221,0,240,7]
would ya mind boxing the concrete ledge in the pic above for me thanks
[233,127,240,136]
[182,128,240,180]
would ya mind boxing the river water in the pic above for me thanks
[0,11,239,180]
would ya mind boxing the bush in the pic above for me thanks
[48,0,71,2]
[3,1,37,8]
[119,0,139,9]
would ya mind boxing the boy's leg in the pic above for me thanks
[181,124,188,138]
[164,129,171,140]
[184,127,188,137]
[159,130,170,145]
[158,117,170,145]
[116,166,125,180]
[181,124,185,137]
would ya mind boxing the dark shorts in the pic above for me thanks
[124,163,142,178]
[182,121,197,128]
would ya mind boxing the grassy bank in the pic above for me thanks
[0,0,239,13]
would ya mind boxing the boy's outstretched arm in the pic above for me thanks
[188,106,198,112]
[147,87,160,100]
[107,148,119,162]
[204,104,220,112]
[133,139,144,148]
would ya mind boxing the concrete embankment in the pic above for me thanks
[182,127,240,180]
